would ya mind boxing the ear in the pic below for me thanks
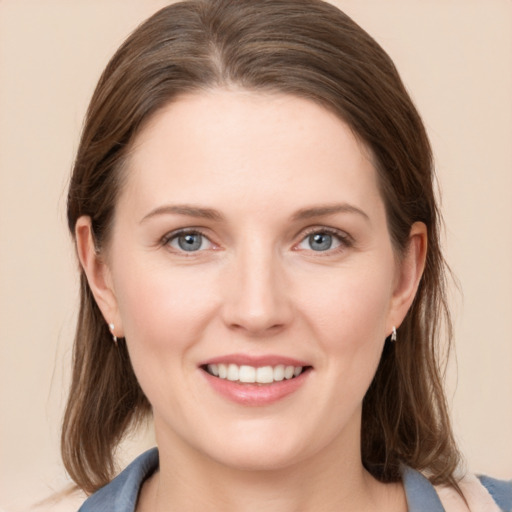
[388,222,428,331]
[75,216,123,338]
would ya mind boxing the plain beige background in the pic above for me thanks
[1,1,511,510]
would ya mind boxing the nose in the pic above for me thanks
[221,240,293,336]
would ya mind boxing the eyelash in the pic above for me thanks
[160,227,353,255]
[161,228,213,254]
[296,226,353,254]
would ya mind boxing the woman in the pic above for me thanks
[63,0,511,510]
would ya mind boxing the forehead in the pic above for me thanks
[120,89,383,220]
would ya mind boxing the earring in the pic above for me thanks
[108,323,118,346]
[391,326,397,342]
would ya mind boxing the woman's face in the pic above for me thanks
[80,90,424,471]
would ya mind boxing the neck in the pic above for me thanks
[138,422,406,512]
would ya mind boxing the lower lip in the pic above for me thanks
[201,369,311,406]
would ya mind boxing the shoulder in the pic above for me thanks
[78,448,159,512]
[477,474,512,512]
[435,473,512,512]
[402,465,512,512]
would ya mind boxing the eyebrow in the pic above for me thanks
[140,202,369,224]
[140,204,224,223]
[291,203,370,222]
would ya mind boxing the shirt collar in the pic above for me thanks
[79,448,445,512]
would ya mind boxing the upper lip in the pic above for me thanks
[199,353,311,368]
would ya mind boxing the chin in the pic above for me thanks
[198,427,314,473]
[211,447,305,473]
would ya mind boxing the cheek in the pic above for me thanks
[295,259,394,401]
[114,258,214,341]
[111,257,220,400]
[298,265,394,349]
[112,261,220,415]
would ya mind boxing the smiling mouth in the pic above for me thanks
[202,363,311,384]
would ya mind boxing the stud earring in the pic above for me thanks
[391,326,397,342]
[108,323,118,346]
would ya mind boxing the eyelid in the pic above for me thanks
[159,225,353,254]
[294,226,354,252]
[161,227,216,252]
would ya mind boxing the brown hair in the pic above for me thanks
[64,0,460,494]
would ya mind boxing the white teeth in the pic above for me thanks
[207,364,219,376]
[218,363,227,379]
[284,366,295,379]
[256,366,274,384]
[273,364,285,381]
[205,363,305,383]
[227,364,239,381]
[239,365,256,383]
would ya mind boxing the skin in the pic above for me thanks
[77,89,427,511]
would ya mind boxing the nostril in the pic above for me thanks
[228,320,286,336]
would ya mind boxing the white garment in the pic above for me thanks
[436,473,504,512]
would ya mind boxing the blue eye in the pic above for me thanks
[308,233,333,251]
[297,229,346,252]
[166,231,211,252]
[177,233,203,251]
